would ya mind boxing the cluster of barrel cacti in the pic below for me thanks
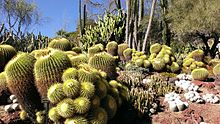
[124,43,180,73]
[81,11,125,50]
[45,64,127,123]
[182,49,205,71]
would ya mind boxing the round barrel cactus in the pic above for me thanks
[118,43,129,61]
[48,38,72,51]
[34,50,71,98]
[5,53,43,120]
[106,41,118,56]
[191,68,209,81]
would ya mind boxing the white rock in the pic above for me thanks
[176,101,186,111]
[4,104,13,112]
[9,95,16,101]
[11,103,20,110]
[12,99,18,103]
[169,102,178,112]
[183,102,189,108]
[149,108,156,114]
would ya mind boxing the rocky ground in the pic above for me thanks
[1,83,220,124]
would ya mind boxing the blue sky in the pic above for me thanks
[33,0,78,38]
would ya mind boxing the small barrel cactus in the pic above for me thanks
[191,68,209,81]
[106,41,118,56]
[117,43,129,61]
[150,43,161,54]
[151,58,166,71]
[48,38,72,51]
[213,63,220,78]
[123,48,132,61]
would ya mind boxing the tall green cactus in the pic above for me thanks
[5,53,43,121]
[34,50,72,98]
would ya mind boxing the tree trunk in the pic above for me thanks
[138,0,144,26]
[125,0,131,44]
[133,0,138,50]
[79,0,82,37]
[142,0,157,52]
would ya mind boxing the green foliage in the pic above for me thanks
[48,38,72,51]
[89,52,117,79]
[168,0,220,34]
[34,50,71,98]
[5,53,43,120]
[191,68,209,81]
[81,12,125,50]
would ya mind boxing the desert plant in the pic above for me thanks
[118,43,129,61]
[5,53,43,121]
[34,50,71,98]
[106,41,118,56]
[191,68,209,80]
[48,38,72,51]
[150,43,161,54]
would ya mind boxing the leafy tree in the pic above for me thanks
[168,0,220,58]
[0,0,41,37]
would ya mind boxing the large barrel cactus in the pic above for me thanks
[34,50,71,98]
[106,41,118,56]
[89,52,117,79]
[48,38,72,51]
[0,51,5,72]
[117,43,129,61]
[5,53,43,120]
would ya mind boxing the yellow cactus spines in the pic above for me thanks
[57,98,75,118]
[62,68,78,81]
[70,54,88,68]
[47,83,66,103]
[106,41,118,56]
[191,68,209,81]
[48,107,61,122]
[63,79,80,98]
[48,38,72,51]
[73,97,91,114]
[150,43,162,54]
[34,50,71,98]
[123,48,133,61]
[88,45,102,58]
[213,63,220,78]
[5,53,43,120]
[118,43,129,61]
[89,52,117,79]
[80,82,95,98]
[151,58,166,71]
[135,58,144,67]
[65,116,89,124]
[143,60,151,68]
[170,62,180,73]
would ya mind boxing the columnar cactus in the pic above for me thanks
[48,38,72,51]
[5,53,43,120]
[34,50,71,98]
